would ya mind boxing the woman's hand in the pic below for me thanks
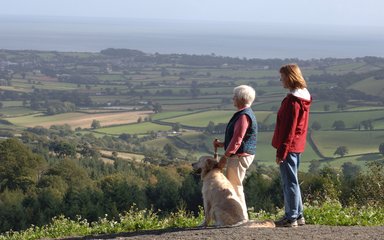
[276,157,283,165]
[218,155,227,169]
[213,139,224,148]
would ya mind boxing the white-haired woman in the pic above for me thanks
[213,85,258,220]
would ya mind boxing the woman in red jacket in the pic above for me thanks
[272,64,311,227]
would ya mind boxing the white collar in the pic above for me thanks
[290,88,311,101]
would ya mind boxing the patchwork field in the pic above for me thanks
[311,130,384,157]
[99,150,144,162]
[162,110,273,127]
[96,121,171,135]
[6,111,153,129]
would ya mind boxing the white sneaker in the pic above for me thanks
[297,215,305,226]
[274,217,298,227]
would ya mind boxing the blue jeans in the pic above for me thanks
[279,152,303,220]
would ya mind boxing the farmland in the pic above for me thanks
[6,111,153,129]
[0,49,384,171]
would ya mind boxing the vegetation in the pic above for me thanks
[1,202,384,239]
[0,49,384,236]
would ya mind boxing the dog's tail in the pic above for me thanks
[231,219,275,228]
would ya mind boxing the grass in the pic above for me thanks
[304,200,384,226]
[96,74,125,81]
[163,110,233,127]
[348,77,384,97]
[163,110,273,128]
[373,119,384,130]
[152,111,196,120]
[250,132,321,171]
[324,62,368,74]
[99,150,145,162]
[96,122,171,135]
[0,107,39,117]
[316,153,384,171]
[12,79,79,91]
[6,111,152,129]
[2,201,384,240]
[209,69,277,78]
[308,109,384,130]
[311,130,384,157]
[0,101,24,108]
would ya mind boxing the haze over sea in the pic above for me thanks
[1,15,384,60]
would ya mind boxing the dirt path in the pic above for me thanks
[63,225,384,240]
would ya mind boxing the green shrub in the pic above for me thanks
[304,200,384,226]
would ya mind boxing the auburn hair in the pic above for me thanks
[279,64,307,90]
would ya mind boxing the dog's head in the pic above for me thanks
[192,156,220,179]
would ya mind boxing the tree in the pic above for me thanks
[49,140,76,158]
[91,120,101,129]
[334,146,348,157]
[163,143,180,160]
[179,174,202,213]
[119,133,132,142]
[323,104,330,112]
[337,103,347,111]
[146,170,181,212]
[332,120,346,130]
[341,162,361,180]
[152,103,163,113]
[360,120,374,131]
[205,121,215,134]
[79,143,99,158]
[244,170,282,212]
[379,143,384,156]
[190,80,200,98]
[143,150,167,165]
[0,138,44,192]
[308,161,321,173]
[172,122,181,132]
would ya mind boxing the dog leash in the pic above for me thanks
[214,138,219,160]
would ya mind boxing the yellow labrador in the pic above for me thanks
[192,156,275,228]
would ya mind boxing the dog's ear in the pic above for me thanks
[206,158,218,170]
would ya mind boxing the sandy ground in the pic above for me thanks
[61,225,384,240]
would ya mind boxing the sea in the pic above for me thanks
[1,15,384,60]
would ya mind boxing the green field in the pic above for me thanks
[316,153,384,170]
[349,77,384,97]
[6,112,88,127]
[163,110,234,127]
[1,50,384,174]
[309,110,384,130]
[0,101,24,107]
[0,107,39,117]
[312,130,383,157]
[152,111,196,120]
[162,110,272,127]
[95,122,171,135]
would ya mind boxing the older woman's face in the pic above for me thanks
[232,95,244,109]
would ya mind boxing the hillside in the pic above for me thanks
[1,49,384,171]
[1,49,384,236]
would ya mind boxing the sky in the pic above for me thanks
[1,0,384,27]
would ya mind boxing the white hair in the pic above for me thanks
[233,85,256,107]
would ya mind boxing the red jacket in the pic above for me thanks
[272,93,312,160]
